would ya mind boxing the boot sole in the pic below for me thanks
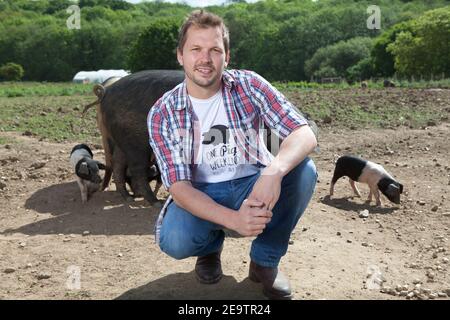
[195,272,223,285]
[249,270,293,300]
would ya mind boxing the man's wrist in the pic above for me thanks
[261,162,285,179]
[220,207,237,231]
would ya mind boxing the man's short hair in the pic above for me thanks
[177,10,229,53]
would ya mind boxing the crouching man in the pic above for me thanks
[148,10,317,300]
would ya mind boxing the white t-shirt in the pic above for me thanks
[190,89,260,183]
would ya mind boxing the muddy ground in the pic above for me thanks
[0,122,449,300]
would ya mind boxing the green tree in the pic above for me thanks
[0,62,24,81]
[305,37,374,80]
[127,18,181,72]
[387,7,450,78]
[346,58,375,82]
[371,21,413,77]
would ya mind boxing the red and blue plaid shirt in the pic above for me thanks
[147,69,308,190]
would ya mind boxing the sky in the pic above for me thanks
[124,0,261,7]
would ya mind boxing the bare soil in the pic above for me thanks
[1,123,449,300]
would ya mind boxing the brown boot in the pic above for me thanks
[195,246,223,284]
[249,261,292,300]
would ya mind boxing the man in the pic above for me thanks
[148,10,317,300]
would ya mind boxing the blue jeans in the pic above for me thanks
[159,157,317,268]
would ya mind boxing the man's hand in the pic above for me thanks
[230,199,272,237]
[247,169,283,211]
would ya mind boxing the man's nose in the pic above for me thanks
[198,50,212,63]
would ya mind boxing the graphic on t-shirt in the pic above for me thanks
[190,90,259,183]
[202,124,228,146]
[200,124,238,172]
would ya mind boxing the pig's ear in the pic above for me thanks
[399,183,404,194]
[96,161,106,170]
[79,162,89,175]
[387,183,399,195]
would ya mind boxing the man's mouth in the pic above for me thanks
[196,67,214,75]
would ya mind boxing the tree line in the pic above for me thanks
[0,0,448,82]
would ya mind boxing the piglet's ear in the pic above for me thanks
[96,161,106,170]
[79,162,89,175]
[387,183,399,195]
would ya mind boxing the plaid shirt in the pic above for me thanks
[147,69,308,190]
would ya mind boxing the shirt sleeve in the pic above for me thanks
[249,71,308,139]
[147,101,192,190]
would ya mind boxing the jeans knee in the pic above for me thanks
[302,158,318,186]
[292,158,317,189]
[159,232,195,260]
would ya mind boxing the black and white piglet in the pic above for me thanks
[70,144,106,203]
[329,155,403,206]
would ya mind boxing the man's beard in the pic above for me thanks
[187,65,222,89]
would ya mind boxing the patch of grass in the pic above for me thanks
[285,87,449,130]
[0,96,101,143]
[0,135,17,145]
[275,78,450,91]
[0,82,93,97]
[0,83,448,143]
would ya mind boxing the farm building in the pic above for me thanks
[72,69,129,84]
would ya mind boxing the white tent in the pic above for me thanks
[72,69,130,84]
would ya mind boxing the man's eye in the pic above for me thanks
[192,48,200,51]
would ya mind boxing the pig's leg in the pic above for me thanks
[366,189,373,203]
[77,178,88,204]
[374,188,382,206]
[112,148,133,202]
[329,182,335,196]
[97,108,113,191]
[154,178,162,196]
[349,179,361,197]
[128,163,161,208]
[329,169,344,197]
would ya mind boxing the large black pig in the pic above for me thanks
[100,70,184,206]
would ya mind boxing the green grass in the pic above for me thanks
[0,82,93,97]
[0,95,101,143]
[0,136,17,145]
[0,81,448,143]
[274,78,450,91]
[284,87,449,130]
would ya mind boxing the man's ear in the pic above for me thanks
[177,48,183,66]
[225,50,230,68]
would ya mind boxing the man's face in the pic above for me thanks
[177,26,229,94]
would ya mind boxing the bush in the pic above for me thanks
[387,7,450,78]
[127,18,181,72]
[0,62,24,81]
[305,37,374,80]
[346,58,375,82]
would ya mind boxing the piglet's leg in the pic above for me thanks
[374,188,382,206]
[366,189,373,203]
[329,182,335,196]
[77,179,88,204]
[349,179,361,197]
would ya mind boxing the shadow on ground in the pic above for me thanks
[321,195,398,214]
[1,181,161,236]
[116,272,266,300]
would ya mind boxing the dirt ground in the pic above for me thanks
[1,122,449,300]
